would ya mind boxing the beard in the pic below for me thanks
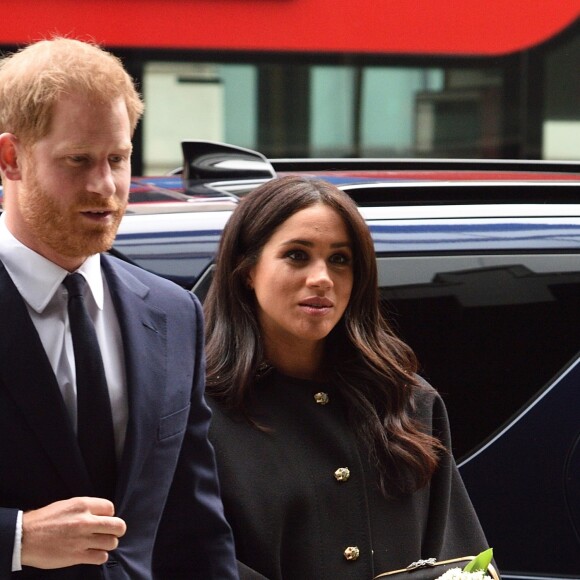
[18,167,127,260]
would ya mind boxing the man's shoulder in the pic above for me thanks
[102,253,199,305]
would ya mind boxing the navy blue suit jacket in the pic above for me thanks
[0,255,238,579]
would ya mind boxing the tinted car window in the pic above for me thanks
[113,231,222,288]
[377,254,580,460]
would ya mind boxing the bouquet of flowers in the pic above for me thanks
[435,549,494,580]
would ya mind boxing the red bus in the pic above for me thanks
[2,1,579,172]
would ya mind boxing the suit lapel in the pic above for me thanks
[101,257,168,509]
[0,262,92,496]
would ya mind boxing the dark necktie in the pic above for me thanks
[64,273,117,500]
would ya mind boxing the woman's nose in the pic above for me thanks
[306,262,333,289]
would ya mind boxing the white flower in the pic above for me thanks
[435,568,492,580]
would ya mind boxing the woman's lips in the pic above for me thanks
[298,297,334,315]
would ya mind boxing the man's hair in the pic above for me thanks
[0,37,144,144]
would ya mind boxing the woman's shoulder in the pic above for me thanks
[412,374,439,405]
[409,375,449,430]
[204,394,241,429]
[205,394,238,423]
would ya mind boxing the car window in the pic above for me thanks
[377,254,580,460]
[192,253,580,461]
[113,231,222,289]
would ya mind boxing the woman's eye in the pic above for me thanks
[330,253,351,265]
[285,250,308,261]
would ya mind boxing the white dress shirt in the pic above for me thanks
[0,215,128,569]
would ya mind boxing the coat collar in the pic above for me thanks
[100,256,168,509]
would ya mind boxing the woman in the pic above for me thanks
[204,175,490,579]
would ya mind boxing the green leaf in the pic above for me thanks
[463,548,493,573]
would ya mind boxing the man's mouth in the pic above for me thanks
[80,209,115,220]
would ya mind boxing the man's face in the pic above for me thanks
[8,93,133,270]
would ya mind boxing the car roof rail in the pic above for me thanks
[270,158,580,174]
[340,181,580,206]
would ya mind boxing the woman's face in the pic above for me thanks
[248,203,353,355]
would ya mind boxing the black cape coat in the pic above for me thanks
[207,370,490,580]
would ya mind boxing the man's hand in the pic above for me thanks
[21,497,127,569]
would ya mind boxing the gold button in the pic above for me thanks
[314,392,330,405]
[334,467,350,482]
[344,546,360,561]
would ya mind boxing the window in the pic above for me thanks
[378,254,580,459]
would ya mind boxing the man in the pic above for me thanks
[0,37,238,579]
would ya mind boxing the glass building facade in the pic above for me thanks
[3,21,577,174]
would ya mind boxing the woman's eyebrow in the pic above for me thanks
[280,239,351,248]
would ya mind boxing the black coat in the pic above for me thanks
[207,370,490,580]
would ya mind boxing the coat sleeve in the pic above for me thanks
[0,508,17,579]
[421,390,492,560]
[237,560,270,579]
[152,293,238,579]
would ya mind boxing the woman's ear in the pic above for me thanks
[0,133,23,180]
[245,266,255,290]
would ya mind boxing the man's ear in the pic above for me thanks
[0,133,23,180]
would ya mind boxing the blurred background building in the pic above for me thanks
[2,0,578,174]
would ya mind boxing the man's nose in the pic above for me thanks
[87,161,116,197]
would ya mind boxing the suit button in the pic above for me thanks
[314,392,330,405]
[334,467,350,482]
[344,546,360,561]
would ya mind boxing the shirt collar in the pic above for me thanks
[0,214,104,313]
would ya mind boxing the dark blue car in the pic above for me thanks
[115,142,580,580]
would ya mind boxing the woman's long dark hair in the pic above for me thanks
[204,175,444,495]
